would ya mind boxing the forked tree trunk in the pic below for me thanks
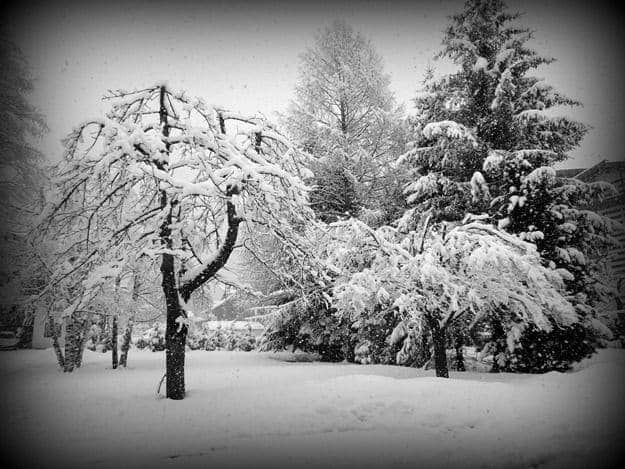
[119,317,133,368]
[111,315,118,369]
[157,86,240,400]
[159,85,186,400]
[429,318,449,378]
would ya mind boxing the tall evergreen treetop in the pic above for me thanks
[400,0,589,226]
[286,20,407,223]
[0,35,48,305]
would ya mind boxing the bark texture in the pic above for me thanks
[429,318,449,378]
[454,335,465,372]
[111,315,118,369]
[49,314,65,369]
[119,318,133,368]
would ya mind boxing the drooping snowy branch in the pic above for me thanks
[37,85,314,314]
[329,218,578,352]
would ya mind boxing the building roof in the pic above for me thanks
[555,168,585,178]
[573,160,625,183]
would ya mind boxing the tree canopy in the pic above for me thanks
[38,85,314,396]
[286,20,407,223]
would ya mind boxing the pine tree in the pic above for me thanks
[286,20,407,223]
[0,35,48,313]
[402,0,586,223]
[399,0,617,323]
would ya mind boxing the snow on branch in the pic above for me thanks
[328,217,577,349]
[36,85,314,313]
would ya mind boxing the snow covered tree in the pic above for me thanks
[400,0,588,226]
[398,0,618,341]
[286,20,407,223]
[0,35,47,326]
[486,164,619,305]
[37,85,313,399]
[330,218,579,378]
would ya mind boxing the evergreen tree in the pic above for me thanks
[286,20,407,223]
[399,0,617,318]
[0,35,48,312]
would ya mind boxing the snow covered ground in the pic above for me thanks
[1,348,624,469]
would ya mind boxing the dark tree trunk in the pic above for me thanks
[429,319,449,378]
[165,308,186,399]
[74,315,90,368]
[119,317,133,368]
[49,314,65,369]
[455,335,465,372]
[161,195,186,399]
[163,246,186,399]
[158,86,240,400]
[158,85,186,400]
[490,319,506,373]
[63,316,77,372]
[111,315,118,369]
[161,228,187,398]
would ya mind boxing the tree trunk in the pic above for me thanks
[63,315,85,373]
[49,314,65,369]
[119,317,133,368]
[156,87,240,399]
[490,319,506,373]
[158,85,187,400]
[429,319,449,378]
[165,308,186,399]
[455,335,465,372]
[74,315,90,368]
[111,315,118,369]
[163,262,186,398]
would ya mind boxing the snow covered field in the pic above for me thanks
[1,349,624,469]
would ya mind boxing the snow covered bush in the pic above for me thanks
[135,323,166,352]
[351,305,403,365]
[330,218,583,377]
[234,324,257,351]
[259,290,353,361]
[185,323,257,352]
[85,322,108,353]
[185,327,206,351]
[499,323,595,373]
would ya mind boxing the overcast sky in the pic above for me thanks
[2,0,624,169]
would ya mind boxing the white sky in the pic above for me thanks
[2,0,624,169]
